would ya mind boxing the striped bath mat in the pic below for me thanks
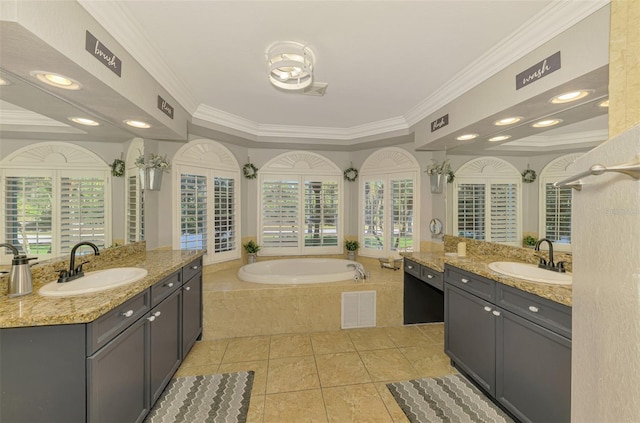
[145,371,254,423]
[387,374,514,423]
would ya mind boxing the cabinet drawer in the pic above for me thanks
[87,290,150,355]
[420,266,444,291]
[404,259,420,278]
[497,284,572,339]
[151,270,181,306]
[182,257,203,283]
[445,266,495,302]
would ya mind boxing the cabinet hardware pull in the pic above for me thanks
[492,310,501,316]
[484,306,492,312]
[461,278,469,283]
[427,274,434,279]
[120,310,134,318]
[191,265,199,270]
[184,286,191,291]
[165,282,174,288]
[528,306,539,313]
[153,311,161,317]
[407,265,413,269]
[147,315,156,322]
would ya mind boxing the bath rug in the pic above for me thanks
[387,374,514,423]
[145,371,254,423]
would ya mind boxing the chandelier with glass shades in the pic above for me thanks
[266,41,315,91]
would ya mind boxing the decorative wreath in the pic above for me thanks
[110,159,125,177]
[521,168,537,183]
[243,163,258,179]
[343,167,359,182]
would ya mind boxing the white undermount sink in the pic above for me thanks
[39,267,149,297]
[488,261,572,285]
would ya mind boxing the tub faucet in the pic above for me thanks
[347,263,367,281]
[534,238,565,273]
[58,241,100,283]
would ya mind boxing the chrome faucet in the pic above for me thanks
[57,241,100,283]
[534,238,566,273]
[347,263,367,281]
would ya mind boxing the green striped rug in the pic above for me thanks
[145,371,254,423]
[387,374,515,423]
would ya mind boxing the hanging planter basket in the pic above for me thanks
[430,174,445,193]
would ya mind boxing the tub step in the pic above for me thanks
[341,291,376,329]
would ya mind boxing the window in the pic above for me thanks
[125,139,144,243]
[453,157,521,245]
[172,140,241,264]
[360,148,420,257]
[1,143,111,263]
[259,152,342,255]
[538,153,582,251]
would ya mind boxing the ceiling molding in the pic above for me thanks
[403,0,610,128]
[504,129,608,147]
[0,109,69,127]
[78,0,200,114]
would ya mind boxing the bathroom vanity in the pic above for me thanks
[0,253,203,423]
[403,257,444,323]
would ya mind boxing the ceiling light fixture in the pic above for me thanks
[550,90,591,104]
[30,71,82,90]
[266,41,315,91]
[598,99,609,108]
[124,120,152,129]
[456,133,478,141]
[0,77,10,86]
[488,135,511,142]
[69,117,100,126]
[494,116,522,126]
[531,118,562,128]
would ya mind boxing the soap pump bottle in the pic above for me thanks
[0,243,37,298]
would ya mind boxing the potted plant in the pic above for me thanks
[136,153,171,191]
[425,159,455,193]
[243,240,261,263]
[523,235,538,248]
[344,239,360,261]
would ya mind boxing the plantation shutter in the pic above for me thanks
[180,173,207,250]
[490,183,518,243]
[545,183,572,244]
[262,179,299,248]
[4,176,53,256]
[60,175,106,253]
[213,176,236,253]
[304,180,339,248]
[457,183,486,240]
[363,179,384,250]
[126,174,140,243]
[390,178,414,252]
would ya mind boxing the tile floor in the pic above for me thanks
[175,323,456,422]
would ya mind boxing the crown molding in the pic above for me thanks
[505,129,608,147]
[78,0,199,114]
[0,109,69,127]
[403,0,610,127]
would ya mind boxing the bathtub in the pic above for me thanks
[237,258,358,284]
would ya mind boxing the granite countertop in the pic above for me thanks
[0,250,204,329]
[402,251,572,307]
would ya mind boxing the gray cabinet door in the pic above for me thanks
[496,309,571,423]
[87,316,149,423]
[149,288,183,404]
[445,284,496,395]
[182,272,202,357]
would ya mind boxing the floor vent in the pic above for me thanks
[341,291,376,329]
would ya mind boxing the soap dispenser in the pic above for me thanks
[0,243,37,298]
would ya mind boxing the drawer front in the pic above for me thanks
[151,270,181,307]
[404,259,421,278]
[182,257,203,283]
[420,266,444,291]
[445,266,495,302]
[497,284,572,339]
[87,290,150,355]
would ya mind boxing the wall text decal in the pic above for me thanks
[157,95,174,119]
[431,114,449,132]
[85,31,122,77]
[516,51,560,90]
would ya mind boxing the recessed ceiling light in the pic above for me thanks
[69,117,100,126]
[550,90,591,104]
[488,135,511,142]
[0,77,11,86]
[494,116,522,126]
[124,120,152,129]
[531,118,563,128]
[30,71,82,90]
[456,133,478,141]
[598,99,609,108]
